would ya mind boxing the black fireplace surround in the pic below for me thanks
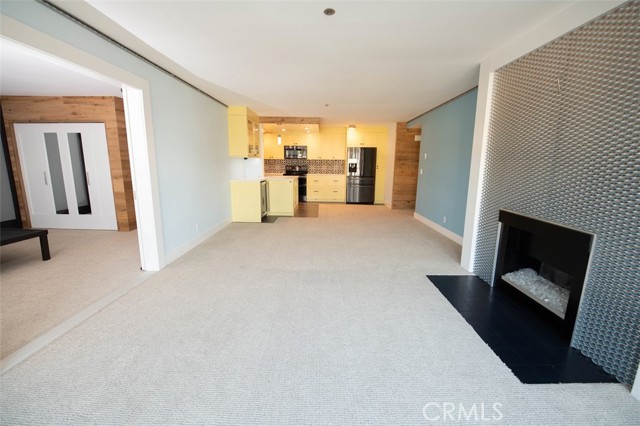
[494,210,595,340]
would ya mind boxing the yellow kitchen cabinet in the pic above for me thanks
[346,132,375,147]
[230,180,267,222]
[347,131,366,147]
[375,134,387,204]
[313,133,346,160]
[281,132,313,147]
[228,106,260,158]
[304,133,319,154]
[263,133,283,159]
[346,127,387,148]
[329,133,347,160]
[307,174,324,201]
[307,133,323,159]
[266,177,298,216]
[325,175,346,202]
[307,174,346,202]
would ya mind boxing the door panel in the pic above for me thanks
[14,123,117,230]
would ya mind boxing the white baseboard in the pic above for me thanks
[414,212,463,245]
[164,220,230,265]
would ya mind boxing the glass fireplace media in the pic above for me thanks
[494,210,595,340]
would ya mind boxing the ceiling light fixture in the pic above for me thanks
[349,124,356,129]
[324,8,335,16]
[277,134,282,145]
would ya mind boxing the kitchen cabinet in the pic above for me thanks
[266,176,298,216]
[309,133,346,160]
[374,133,388,204]
[307,174,346,202]
[282,132,315,147]
[228,106,260,158]
[230,179,267,222]
[347,131,384,148]
[263,133,283,160]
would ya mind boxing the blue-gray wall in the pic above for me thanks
[410,89,477,237]
[1,1,232,259]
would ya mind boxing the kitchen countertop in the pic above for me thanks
[264,175,298,180]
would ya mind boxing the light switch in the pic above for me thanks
[424,153,428,160]
[420,168,423,175]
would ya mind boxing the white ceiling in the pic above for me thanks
[0,37,122,97]
[46,1,589,124]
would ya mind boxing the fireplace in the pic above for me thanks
[493,210,595,339]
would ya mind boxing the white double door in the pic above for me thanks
[15,123,117,230]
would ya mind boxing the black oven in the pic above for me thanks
[284,165,308,202]
[284,145,307,159]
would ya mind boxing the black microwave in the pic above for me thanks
[284,145,307,159]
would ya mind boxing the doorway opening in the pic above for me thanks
[0,33,162,371]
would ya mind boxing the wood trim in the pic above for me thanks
[391,122,421,209]
[259,116,321,125]
[0,103,22,227]
[0,96,136,231]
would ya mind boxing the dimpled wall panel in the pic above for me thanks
[474,1,639,384]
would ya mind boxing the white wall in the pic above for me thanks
[1,1,233,264]
[461,0,625,271]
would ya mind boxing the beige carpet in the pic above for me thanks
[1,205,639,424]
[0,228,146,358]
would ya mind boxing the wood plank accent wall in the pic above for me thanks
[391,122,421,209]
[0,96,136,231]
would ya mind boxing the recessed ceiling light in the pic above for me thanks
[324,8,335,16]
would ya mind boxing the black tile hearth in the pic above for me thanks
[428,275,618,384]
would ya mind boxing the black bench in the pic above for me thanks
[0,228,51,261]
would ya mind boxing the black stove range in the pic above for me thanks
[284,165,307,202]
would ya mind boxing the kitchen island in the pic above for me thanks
[265,176,298,216]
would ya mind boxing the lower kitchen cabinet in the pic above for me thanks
[230,180,267,222]
[266,177,298,216]
[307,174,346,202]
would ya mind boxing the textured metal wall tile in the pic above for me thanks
[475,1,640,384]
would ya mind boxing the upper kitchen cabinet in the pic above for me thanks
[347,126,386,148]
[310,131,346,160]
[228,106,260,158]
[282,132,316,147]
[263,133,284,160]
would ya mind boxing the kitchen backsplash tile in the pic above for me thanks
[264,159,285,174]
[264,159,345,175]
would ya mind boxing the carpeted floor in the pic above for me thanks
[0,228,146,358]
[1,205,638,424]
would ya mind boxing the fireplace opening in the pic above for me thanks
[494,210,595,339]
[502,264,571,318]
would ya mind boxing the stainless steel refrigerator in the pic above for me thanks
[346,147,377,204]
